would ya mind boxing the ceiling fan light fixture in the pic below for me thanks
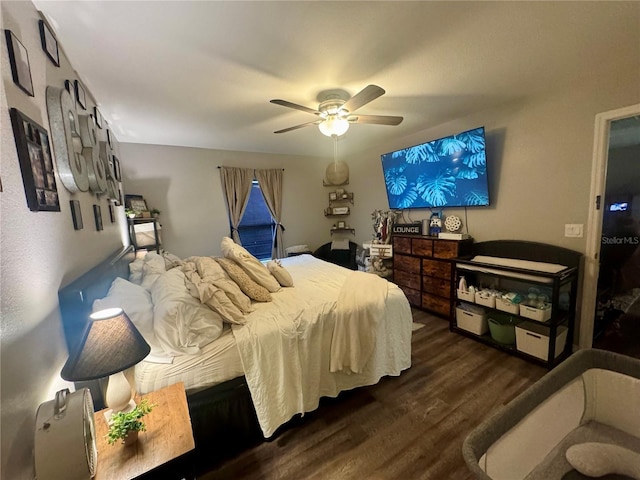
[319,116,350,137]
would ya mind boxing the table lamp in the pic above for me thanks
[61,307,150,418]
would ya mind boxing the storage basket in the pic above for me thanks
[487,312,522,345]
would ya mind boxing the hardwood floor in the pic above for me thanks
[197,309,546,479]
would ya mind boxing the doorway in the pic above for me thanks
[580,103,640,356]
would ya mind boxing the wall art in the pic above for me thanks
[93,204,103,231]
[5,30,34,96]
[94,106,104,128]
[70,200,83,230]
[46,86,89,192]
[75,80,86,110]
[9,108,60,211]
[108,203,115,223]
[39,19,60,67]
[113,156,121,181]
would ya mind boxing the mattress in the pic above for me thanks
[135,326,244,395]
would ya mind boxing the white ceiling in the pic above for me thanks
[33,1,640,158]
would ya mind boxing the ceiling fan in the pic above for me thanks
[270,84,403,137]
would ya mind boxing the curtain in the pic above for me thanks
[255,168,285,259]
[219,166,254,244]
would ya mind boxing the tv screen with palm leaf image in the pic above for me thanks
[381,126,489,209]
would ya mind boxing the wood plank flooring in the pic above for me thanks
[198,309,546,479]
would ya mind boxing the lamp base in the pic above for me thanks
[103,371,135,421]
[103,399,136,422]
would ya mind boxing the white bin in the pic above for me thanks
[495,297,520,315]
[519,304,552,322]
[457,289,475,303]
[515,322,568,361]
[456,305,488,335]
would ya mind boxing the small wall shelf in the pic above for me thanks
[331,228,355,235]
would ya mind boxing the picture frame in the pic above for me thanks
[106,128,113,147]
[94,106,104,129]
[337,221,346,229]
[75,80,86,110]
[70,200,83,230]
[5,30,34,96]
[329,192,337,201]
[39,19,60,67]
[125,194,148,213]
[93,204,103,231]
[108,203,115,223]
[112,155,121,181]
[9,108,60,211]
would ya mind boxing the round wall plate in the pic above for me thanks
[325,161,349,185]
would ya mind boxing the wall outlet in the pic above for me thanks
[564,224,584,238]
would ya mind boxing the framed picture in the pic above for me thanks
[106,128,113,147]
[39,19,60,67]
[5,30,34,96]
[337,221,346,229]
[93,204,103,231]
[113,155,121,181]
[329,192,337,201]
[9,108,60,211]
[94,106,104,129]
[75,80,86,110]
[108,203,115,223]
[125,194,148,213]
[70,200,83,230]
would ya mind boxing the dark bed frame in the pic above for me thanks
[58,246,263,467]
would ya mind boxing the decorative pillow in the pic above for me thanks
[150,268,224,355]
[216,257,272,302]
[331,239,350,250]
[92,277,170,360]
[140,252,167,290]
[220,237,281,292]
[566,442,640,479]
[192,256,253,313]
[266,260,293,287]
[182,260,247,325]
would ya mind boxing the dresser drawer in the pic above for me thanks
[398,285,421,307]
[422,293,451,317]
[394,254,421,274]
[393,269,421,291]
[422,258,452,280]
[433,240,460,259]
[393,236,412,255]
[411,238,433,257]
[423,276,451,298]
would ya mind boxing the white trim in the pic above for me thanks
[580,103,640,349]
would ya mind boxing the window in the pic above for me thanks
[237,180,274,260]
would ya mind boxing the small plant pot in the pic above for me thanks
[123,430,138,446]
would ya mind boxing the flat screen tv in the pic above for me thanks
[381,126,489,209]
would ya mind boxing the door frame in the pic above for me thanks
[579,103,640,349]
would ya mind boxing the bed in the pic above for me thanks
[58,241,412,462]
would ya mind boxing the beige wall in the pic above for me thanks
[1,1,639,479]
[1,3,127,478]
[119,143,330,257]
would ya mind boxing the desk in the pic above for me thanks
[94,382,195,480]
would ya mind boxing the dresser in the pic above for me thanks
[392,235,473,318]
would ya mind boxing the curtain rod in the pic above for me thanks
[217,166,284,170]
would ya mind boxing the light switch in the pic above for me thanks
[564,224,583,238]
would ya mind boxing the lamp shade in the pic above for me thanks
[61,308,150,381]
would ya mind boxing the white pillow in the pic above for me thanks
[150,268,224,356]
[140,252,167,290]
[267,260,294,287]
[92,277,170,360]
[220,237,281,292]
[331,239,350,250]
[129,256,145,285]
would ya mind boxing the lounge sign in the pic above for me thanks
[392,223,422,235]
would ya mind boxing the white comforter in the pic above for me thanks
[232,254,412,437]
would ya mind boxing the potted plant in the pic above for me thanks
[150,208,161,218]
[106,399,155,445]
[125,208,138,219]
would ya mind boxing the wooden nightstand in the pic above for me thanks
[94,382,195,479]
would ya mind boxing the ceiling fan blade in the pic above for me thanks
[270,99,321,116]
[274,120,321,134]
[342,85,385,113]
[348,114,403,126]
